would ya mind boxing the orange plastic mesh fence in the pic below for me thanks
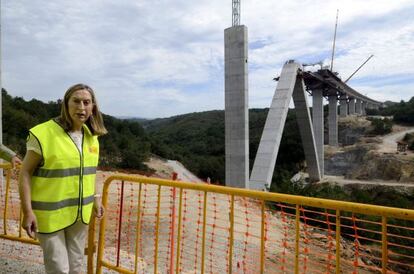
[93,175,414,274]
[2,167,414,274]
[0,165,43,266]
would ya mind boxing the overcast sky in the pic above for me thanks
[2,0,414,118]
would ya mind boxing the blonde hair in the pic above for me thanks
[59,83,107,136]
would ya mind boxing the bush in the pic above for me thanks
[370,118,393,135]
[379,97,414,125]
[403,133,414,150]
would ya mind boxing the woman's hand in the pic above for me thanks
[93,197,105,219]
[11,155,22,168]
[19,150,42,239]
[22,210,38,239]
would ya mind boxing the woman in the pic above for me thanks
[0,144,22,167]
[19,84,107,274]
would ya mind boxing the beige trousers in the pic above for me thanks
[37,220,88,274]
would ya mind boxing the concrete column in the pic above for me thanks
[0,5,3,182]
[0,5,2,145]
[339,94,348,117]
[250,61,300,190]
[328,95,338,146]
[293,79,321,182]
[348,98,356,115]
[355,99,362,114]
[224,25,249,188]
[362,101,367,115]
[312,89,324,176]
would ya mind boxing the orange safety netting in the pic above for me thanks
[95,175,414,274]
[2,168,414,274]
[0,169,43,266]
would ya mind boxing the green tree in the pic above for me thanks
[370,118,393,135]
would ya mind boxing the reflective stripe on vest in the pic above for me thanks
[30,119,99,233]
[33,166,97,178]
[32,194,95,211]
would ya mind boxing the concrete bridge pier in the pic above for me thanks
[292,79,321,182]
[328,94,338,146]
[250,61,321,190]
[348,98,356,115]
[224,25,249,188]
[339,94,348,117]
[312,89,324,176]
[362,101,367,115]
[356,99,362,115]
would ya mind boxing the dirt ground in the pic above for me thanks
[92,161,377,274]
[1,152,401,273]
[378,126,414,154]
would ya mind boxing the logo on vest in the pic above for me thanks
[89,146,98,154]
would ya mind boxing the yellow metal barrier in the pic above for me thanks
[1,165,414,273]
[0,163,38,244]
[92,174,414,274]
[0,163,43,266]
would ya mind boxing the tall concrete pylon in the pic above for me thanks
[362,101,367,115]
[224,25,249,188]
[328,95,339,146]
[312,89,324,176]
[356,99,362,114]
[0,0,3,145]
[339,94,348,117]
[250,61,321,191]
[349,98,356,115]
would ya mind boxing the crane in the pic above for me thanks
[344,54,374,83]
[232,0,240,26]
[330,9,339,71]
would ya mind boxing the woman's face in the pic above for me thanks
[67,89,94,130]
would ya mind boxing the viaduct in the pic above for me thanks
[224,2,382,191]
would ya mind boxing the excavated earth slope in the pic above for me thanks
[325,117,414,183]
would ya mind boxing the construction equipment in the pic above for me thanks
[344,54,374,83]
[232,0,240,26]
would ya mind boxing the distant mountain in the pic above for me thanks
[382,100,398,107]
[117,116,151,123]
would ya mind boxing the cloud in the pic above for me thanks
[2,0,414,118]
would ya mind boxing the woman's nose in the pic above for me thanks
[77,102,85,110]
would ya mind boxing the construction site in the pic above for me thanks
[1,1,414,273]
[1,161,414,273]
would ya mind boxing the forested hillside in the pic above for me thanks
[4,88,413,188]
[369,97,414,125]
[2,89,151,170]
[143,109,305,184]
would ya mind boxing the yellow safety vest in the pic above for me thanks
[30,119,99,233]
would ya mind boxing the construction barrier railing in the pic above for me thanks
[1,163,414,273]
[91,174,414,274]
[0,163,43,265]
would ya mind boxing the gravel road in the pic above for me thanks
[378,127,414,153]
